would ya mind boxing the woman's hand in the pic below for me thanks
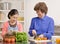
[32,30,37,36]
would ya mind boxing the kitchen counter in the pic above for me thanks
[0,36,59,44]
[0,41,56,44]
[0,42,29,44]
[0,40,52,44]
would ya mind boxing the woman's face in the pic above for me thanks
[10,14,18,22]
[36,10,45,18]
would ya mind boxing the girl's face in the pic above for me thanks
[10,14,18,22]
[36,10,45,18]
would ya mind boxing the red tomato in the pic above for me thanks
[4,38,8,42]
[8,38,11,43]
[11,38,15,42]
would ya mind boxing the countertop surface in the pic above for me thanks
[0,40,56,44]
[0,36,59,44]
[0,42,53,44]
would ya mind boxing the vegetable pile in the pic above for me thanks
[3,31,28,42]
[15,32,28,42]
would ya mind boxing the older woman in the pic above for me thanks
[29,2,54,39]
[2,9,23,36]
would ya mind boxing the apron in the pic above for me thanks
[8,21,18,32]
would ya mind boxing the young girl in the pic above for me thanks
[2,9,23,36]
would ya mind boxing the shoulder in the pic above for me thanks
[3,21,9,26]
[31,17,38,21]
[46,16,54,21]
[30,17,38,23]
[17,21,22,26]
[17,21,23,31]
[2,21,9,28]
[46,16,54,23]
[32,17,38,20]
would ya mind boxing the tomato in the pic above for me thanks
[11,38,15,42]
[7,38,11,43]
[4,38,8,42]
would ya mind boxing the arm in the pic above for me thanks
[28,19,35,36]
[2,22,8,36]
[43,19,54,39]
[18,23,23,32]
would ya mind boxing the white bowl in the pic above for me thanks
[52,36,60,44]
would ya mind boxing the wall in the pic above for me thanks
[24,0,37,33]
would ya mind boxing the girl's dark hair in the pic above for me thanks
[8,9,19,19]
